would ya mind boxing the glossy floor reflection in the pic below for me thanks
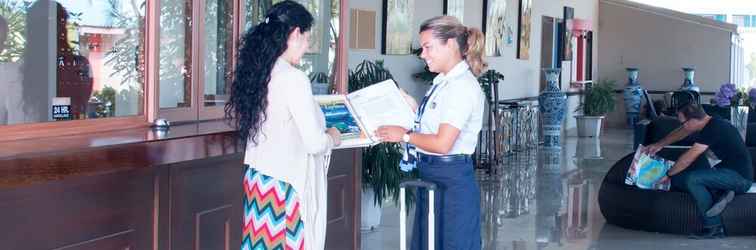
[360,129,756,250]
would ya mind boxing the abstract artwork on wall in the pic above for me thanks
[482,0,514,56]
[516,0,532,60]
[443,0,464,23]
[562,6,574,61]
[382,0,414,55]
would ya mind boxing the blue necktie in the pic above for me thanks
[399,84,441,172]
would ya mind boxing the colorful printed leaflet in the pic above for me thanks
[320,101,361,140]
[625,145,673,191]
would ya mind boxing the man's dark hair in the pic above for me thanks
[677,103,707,120]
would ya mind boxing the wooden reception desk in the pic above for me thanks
[0,121,361,250]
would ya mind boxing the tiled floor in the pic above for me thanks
[360,129,756,249]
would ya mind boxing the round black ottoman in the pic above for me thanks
[598,153,756,235]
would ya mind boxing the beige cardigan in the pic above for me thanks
[243,58,333,250]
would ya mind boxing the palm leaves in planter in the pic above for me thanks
[349,59,418,207]
[577,78,616,116]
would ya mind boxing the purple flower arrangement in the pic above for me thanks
[713,83,753,107]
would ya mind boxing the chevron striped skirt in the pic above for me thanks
[243,165,305,250]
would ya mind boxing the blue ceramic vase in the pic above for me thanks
[623,68,643,127]
[538,68,566,148]
[680,67,700,92]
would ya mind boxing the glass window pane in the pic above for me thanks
[244,0,320,52]
[204,0,232,107]
[733,15,747,27]
[159,0,192,109]
[716,14,726,22]
[245,0,270,32]
[243,0,337,96]
[0,0,146,125]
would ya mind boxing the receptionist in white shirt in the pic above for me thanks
[376,16,486,250]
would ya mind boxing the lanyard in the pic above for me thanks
[413,82,444,131]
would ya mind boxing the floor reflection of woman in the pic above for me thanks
[225,1,341,249]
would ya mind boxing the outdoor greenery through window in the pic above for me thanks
[0,0,146,125]
[204,0,232,107]
[159,0,191,109]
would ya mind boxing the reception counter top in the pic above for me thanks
[0,121,361,250]
[0,120,240,188]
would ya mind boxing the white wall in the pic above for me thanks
[627,0,756,15]
[598,0,737,128]
[347,0,600,134]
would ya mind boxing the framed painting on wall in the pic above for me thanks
[382,0,414,55]
[443,0,464,23]
[482,0,514,57]
[516,0,532,60]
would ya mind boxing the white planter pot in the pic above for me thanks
[575,115,604,137]
[360,187,382,231]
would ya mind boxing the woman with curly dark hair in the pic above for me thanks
[226,1,340,249]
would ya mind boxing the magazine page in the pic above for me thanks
[345,79,416,142]
[626,145,673,191]
[314,95,376,149]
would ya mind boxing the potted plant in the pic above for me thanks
[575,79,616,137]
[349,59,416,230]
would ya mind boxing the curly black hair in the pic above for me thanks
[226,0,313,145]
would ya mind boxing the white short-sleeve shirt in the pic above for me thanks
[417,61,485,155]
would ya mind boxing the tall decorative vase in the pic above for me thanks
[622,68,643,127]
[730,106,749,141]
[680,67,700,92]
[538,68,567,148]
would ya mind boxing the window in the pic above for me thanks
[0,0,346,141]
[157,0,234,122]
[699,14,727,23]
[0,0,146,125]
[242,0,341,94]
[733,15,747,27]
[715,14,727,22]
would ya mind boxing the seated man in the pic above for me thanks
[645,103,753,239]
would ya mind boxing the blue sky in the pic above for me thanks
[58,0,113,27]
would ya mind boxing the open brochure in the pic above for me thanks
[315,79,416,149]
[625,145,673,191]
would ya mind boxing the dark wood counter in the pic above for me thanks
[0,121,361,250]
